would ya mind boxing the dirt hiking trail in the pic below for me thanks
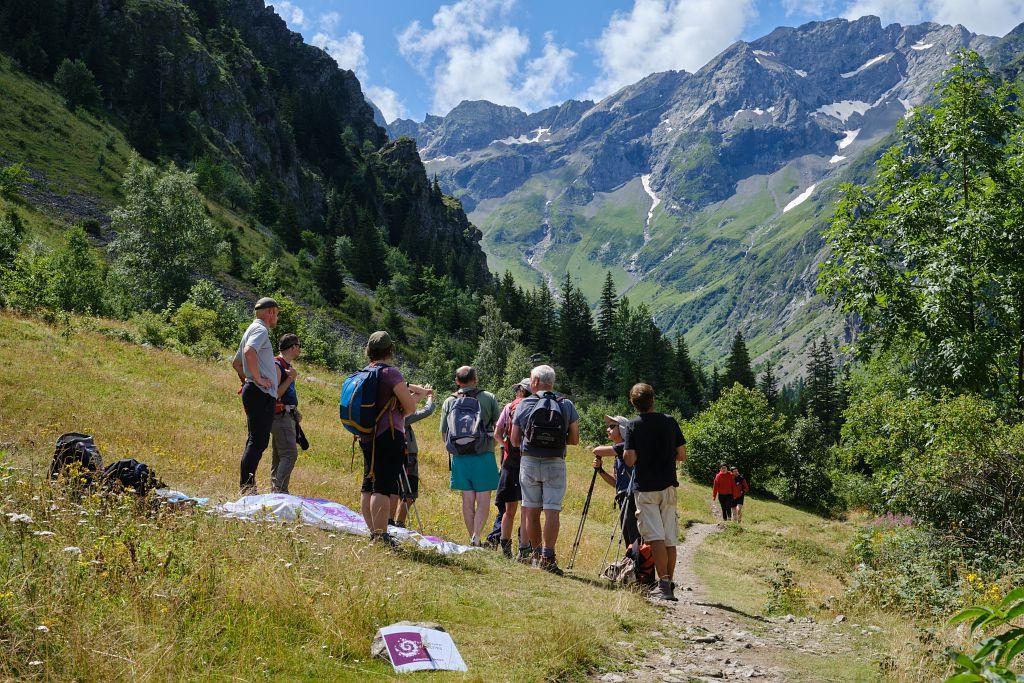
[597,523,853,682]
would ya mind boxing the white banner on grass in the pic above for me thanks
[219,493,477,555]
[378,624,468,673]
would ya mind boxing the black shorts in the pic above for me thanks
[495,459,522,505]
[733,495,745,507]
[401,475,419,501]
[360,429,405,496]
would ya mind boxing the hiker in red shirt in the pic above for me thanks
[712,464,736,521]
[731,467,750,524]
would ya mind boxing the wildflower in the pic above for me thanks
[285,562,293,569]
[62,547,82,555]
[28,660,42,666]
[36,625,49,633]
[32,531,55,538]
[6,512,32,523]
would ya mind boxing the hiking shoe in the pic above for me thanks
[500,539,513,558]
[651,579,677,602]
[538,555,565,576]
[371,532,399,549]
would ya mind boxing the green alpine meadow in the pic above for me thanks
[2,0,1024,680]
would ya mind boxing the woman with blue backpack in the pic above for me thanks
[339,331,430,547]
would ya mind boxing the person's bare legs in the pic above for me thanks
[501,501,519,540]
[389,494,400,522]
[650,539,670,580]
[369,493,390,534]
[397,499,409,525]
[734,504,743,524]
[666,545,677,579]
[524,507,542,548]
[473,491,491,539]
[361,491,372,529]
[542,509,560,552]
[461,491,476,538]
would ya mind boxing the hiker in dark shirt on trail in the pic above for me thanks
[731,466,749,524]
[270,333,301,494]
[712,464,736,521]
[232,297,280,494]
[623,383,687,602]
[592,414,640,549]
[392,388,434,528]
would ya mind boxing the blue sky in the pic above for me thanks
[269,0,1024,122]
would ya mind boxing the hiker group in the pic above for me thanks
[232,297,719,602]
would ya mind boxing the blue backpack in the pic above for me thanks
[339,364,394,438]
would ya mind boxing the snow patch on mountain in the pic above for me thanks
[641,174,660,243]
[829,155,847,164]
[837,129,860,150]
[911,42,934,50]
[794,69,808,77]
[841,53,893,78]
[753,50,775,57]
[491,128,551,146]
[816,100,872,123]
[783,184,816,213]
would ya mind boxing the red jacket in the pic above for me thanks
[712,471,737,498]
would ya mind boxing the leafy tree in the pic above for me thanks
[820,50,1022,403]
[473,295,520,390]
[684,384,787,487]
[2,240,57,312]
[779,415,835,509]
[0,163,31,200]
[0,209,25,270]
[49,226,105,314]
[501,342,534,396]
[108,156,216,312]
[723,331,756,389]
[419,335,474,392]
[758,361,780,409]
[53,58,101,109]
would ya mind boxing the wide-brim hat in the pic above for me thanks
[604,415,630,434]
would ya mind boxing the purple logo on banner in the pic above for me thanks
[383,631,431,667]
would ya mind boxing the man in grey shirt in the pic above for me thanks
[231,297,280,493]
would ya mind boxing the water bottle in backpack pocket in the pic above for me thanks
[444,390,489,455]
[525,393,567,453]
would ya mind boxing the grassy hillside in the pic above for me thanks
[0,310,926,681]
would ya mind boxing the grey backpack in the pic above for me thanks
[444,390,490,455]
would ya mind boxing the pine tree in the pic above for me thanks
[473,295,520,390]
[708,365,722,403]
[805,335,839,441]
[674,335,703,416]
[758,361,780,409]
[313,236,346,306]
[596,271,618,394]
[723,331,756,389]
[555,273,596,385]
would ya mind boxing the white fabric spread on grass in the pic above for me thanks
[783,184,816,213]
[841,53,892,78]
[219,493,478,555]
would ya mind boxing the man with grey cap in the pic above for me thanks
[592,415,640,548]
[232,297,280,494]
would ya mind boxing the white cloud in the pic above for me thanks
[272,0,307,28]
[318,11,342,33]
[365,85,409,123]
[782,0,837,14]
[312,30,368,77]
[841,0,1024,36]
[587,0,757,101]
[398,0,575,115]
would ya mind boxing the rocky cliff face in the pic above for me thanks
[392,16,1003,374]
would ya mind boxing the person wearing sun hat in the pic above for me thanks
[232,296,281,494]
[592,414,640,548]
[489,377,532,558]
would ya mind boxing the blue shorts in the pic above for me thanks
[450,452,499,492]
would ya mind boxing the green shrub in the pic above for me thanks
[775,415,836,510]
[131,311,172,347]
[171,301,219,346]
[683,384,787,487]
[49,227,106,314]
[2,241,57,312]
[945,588,1024,681]
[53,58,101,109]
[0,163,31,200]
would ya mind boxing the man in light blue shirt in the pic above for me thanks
[231,297,280,493]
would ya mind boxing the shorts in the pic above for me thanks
[520,456,566,511]
[450,452,499,492]
[635,486,679,546]
[360,429,405,496]
[495,459,522,505]
[733,495,745,507]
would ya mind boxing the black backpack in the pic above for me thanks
[525,393,567,454]
[102,459,161,496]
[49,433,103,482]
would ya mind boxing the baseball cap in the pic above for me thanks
[254,296,279,311]
[366,330,393,354]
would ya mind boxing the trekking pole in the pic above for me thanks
[568,468,598,570]
[599,469,635,577]
[401,465,425,535]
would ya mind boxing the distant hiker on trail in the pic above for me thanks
[270,333,302,494]
[232,297,280,494]
[712,464,736,521]
[592,414,639,549]
[511,365,580,575]
[440,366,500,547]
[731,466,749,524]
[357,331,430,546]
[392,386,434,528]
[491,378,531,558]
[622,383,687,602]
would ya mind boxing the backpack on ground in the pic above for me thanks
[630,543,657,586]
[444,389,489,455]
[48,433,103,483]
[339,364,394,437]
[102,459,161,496]
[601,555,638,586]
[524,393,566,453]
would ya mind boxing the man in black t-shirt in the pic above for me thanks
[623,383,687,602]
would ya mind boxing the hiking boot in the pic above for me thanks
[517,546,533,564]
[500,539,513,558]
[371,532,398,549]
[651,579,677,602]
[393,520,406,529]
[537,555,565,576]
